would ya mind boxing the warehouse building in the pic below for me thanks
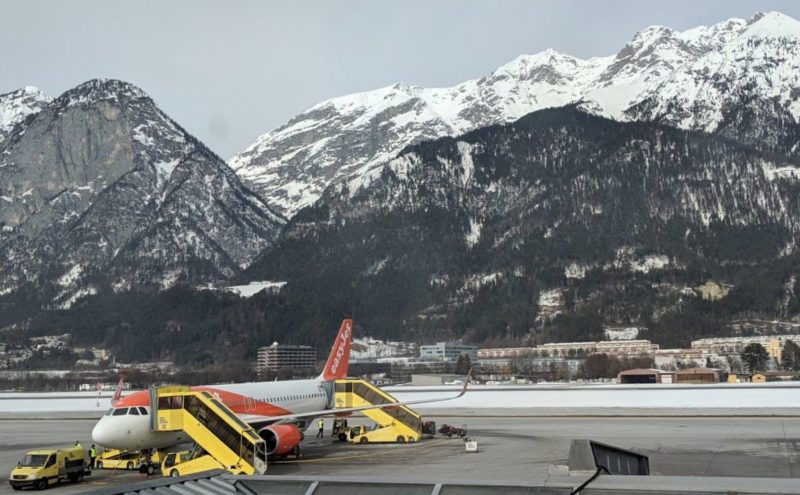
[617,368,672,384]
[674,367,726,384]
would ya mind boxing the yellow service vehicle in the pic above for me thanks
[348,422,416,444]
[9,447,86,490]
[161,450,221,478]
[96,449,145,470]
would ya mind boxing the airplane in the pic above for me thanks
[91,319,470,458]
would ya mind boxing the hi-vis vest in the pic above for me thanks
[89,448,97,458]
[318,419,324,428]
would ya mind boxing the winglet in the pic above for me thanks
[321,319,353,381]
[111,377,125,405]
[457,367,472,398]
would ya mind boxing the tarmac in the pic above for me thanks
[0,410,798,494]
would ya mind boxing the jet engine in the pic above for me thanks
[258,424,302,457]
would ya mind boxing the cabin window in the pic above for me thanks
[112,407,128,416]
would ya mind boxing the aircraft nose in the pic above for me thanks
[91,417,116,447]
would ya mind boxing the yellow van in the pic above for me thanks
[9,447,86,490]
[96,449,146,470]
[161,450,222,478]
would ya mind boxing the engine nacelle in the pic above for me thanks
[258,424,302,457]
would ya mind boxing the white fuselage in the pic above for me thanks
[91,378,329,451]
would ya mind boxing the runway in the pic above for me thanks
[1,412,798,495]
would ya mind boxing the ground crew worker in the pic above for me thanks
[89,444,97,470]
[316,418,324,438]
[75,440,83,450]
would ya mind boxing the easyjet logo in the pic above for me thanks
[329,321,352,375]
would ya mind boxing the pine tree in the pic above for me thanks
[741,343,769,373]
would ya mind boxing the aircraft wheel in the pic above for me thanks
[338,433,346,442]
[35,479,48,490]
[359,437,368,444]
[127,461,134,470]
[147,464,156,475]
[396,436,405,444]
[170,469,179,478]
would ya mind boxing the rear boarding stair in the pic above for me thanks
[334,379,422,443]
[149,386,267,476]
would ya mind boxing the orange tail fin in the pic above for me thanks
[321,319,353,381]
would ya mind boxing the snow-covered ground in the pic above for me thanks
[0,383,797,413]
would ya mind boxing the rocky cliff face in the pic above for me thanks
[230,11,800,219]
[0,79,283,308]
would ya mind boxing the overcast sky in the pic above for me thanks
[3,0,800,159]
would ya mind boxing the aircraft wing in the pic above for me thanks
[242,369,471,426]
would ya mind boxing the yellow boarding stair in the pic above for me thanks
[334,379,422,443]
[149,386,267,476]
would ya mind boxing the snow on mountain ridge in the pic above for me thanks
[743,11,800,38]
[0,86,51,142]
[230,11,800,218]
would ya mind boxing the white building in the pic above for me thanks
[420,342,478,362]
[539,340,658,358]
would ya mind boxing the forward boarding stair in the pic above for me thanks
[334,379,422,443]
[149,386,267,475]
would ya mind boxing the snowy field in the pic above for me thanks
[0,383,797,413]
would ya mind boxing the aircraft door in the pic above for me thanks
[322,381,335,409]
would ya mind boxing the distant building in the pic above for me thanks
[478,348,533,359]
[539,340,658,358]
[654,348,724,370]
[420,343,478,362]
[479,356,581,375]
[674,367,726,384]
[257,342,317,373]
[618,368,672,384]
[691,335,800,359]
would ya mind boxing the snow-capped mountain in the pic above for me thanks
[246,106,800,344]
[0,79,284,308]
[231,11,800,218]
[0,86,51,142]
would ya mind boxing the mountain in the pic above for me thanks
[0,79,284,310]
[244,106,800,346]
[0,86,50,142]
[230,11,800,218]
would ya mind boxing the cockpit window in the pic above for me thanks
[129,407,140,415]
[138,407,148,415]
[112,407,128,416]
[105,408,114,416]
